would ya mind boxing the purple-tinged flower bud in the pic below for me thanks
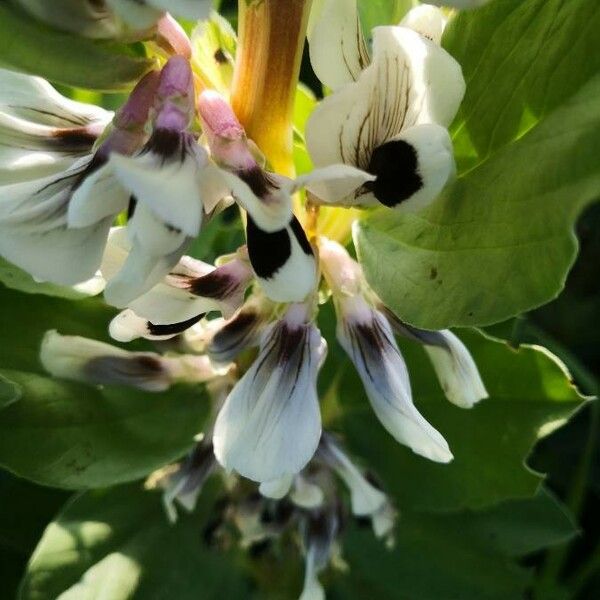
[40,330,228,391]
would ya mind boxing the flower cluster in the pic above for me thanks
[0,2,489,597]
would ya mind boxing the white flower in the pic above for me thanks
[0,156,114,285]
[0,70,158,287]
[385,312,488,408]
[306,17,465,211]
[95,58,230,306]
[40,330,227,391]
[198,90,371,303]
[104,237,253,334]
[320,238,452,463]
[0,68,111,184]
[213,303,326,483]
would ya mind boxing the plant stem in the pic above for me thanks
[231,0,313,176]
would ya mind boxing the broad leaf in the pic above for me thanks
[356,73,600,329]
[19,482,250,600]
[0,286,211,489]
[331,488,576,600]
[321,322,584,511]
[444,0,600,170]
[0,4,153,91]
[358,0,413,36]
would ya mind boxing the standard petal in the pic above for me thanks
[308,0,370,90]
[337,298,452,463]
[306,26,465,172]
[213,306,325,482]
[0,157,112,285]
[0,68,112,127]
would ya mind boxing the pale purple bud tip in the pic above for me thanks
[198,91,245,141]
[156,14,192,59]
[158,56,194,101]
[115,70,161,130]
[198,91,256,170]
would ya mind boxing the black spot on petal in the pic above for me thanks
[365,140,423,208]
[246,216,291,279]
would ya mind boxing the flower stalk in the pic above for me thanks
[231,0,313,176]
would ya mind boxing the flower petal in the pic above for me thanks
[337,298,452,463]
[259,475,294,500]
[0,157,112,285]
[319,434,386,516]
[308,0,370,90]
[0,68,111,127]
[399,5,447,44]
[361,123,455,211]
[40,330,172,391]
[68,161,129,227]
[213,305,326,482]
[306,26,465,173]
[109,133,206,238]
[296,164,375,206]
[101,222,190,307]
[247,216,317,303]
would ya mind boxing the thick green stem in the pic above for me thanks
[231,0,313,176]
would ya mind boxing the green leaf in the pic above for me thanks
[19,482,250,600]
[0,369,210,490]
[323,325,584,511]
[0,258,102,301]
[0,4,154,91]
[0,286,210,489]
[356,72,600,329]
[332,488,577,600]
[443,0,600,171]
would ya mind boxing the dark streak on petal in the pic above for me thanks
[147,313,205,336]
[289,215,313,256]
